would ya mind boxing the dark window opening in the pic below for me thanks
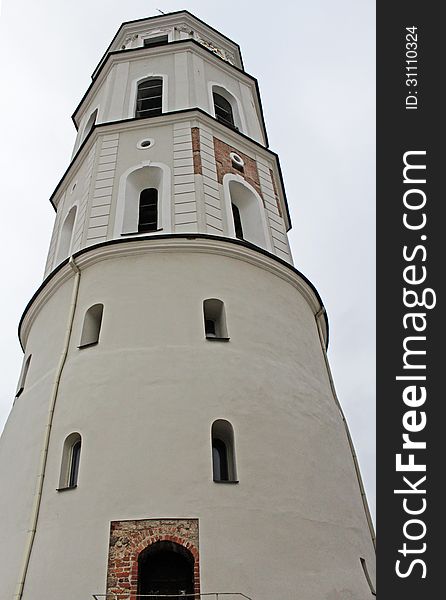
[144,35,169,48]
[68,440,81,488]
[232,203,244,240]
[136,78,163,119]
[211,420,237,482]
[138,188,158,232]
[205,319,216,338]
[213,92,235,128]
[138,541,194,599]
[203,299,228,340]
[212,438,229,481]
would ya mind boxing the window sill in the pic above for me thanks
[121,229,163,236]
[56,485,77,492]
[213,479,239,484]
[206,337,230,342]
[78,342,98,349]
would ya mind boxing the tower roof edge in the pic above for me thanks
[92,10,244,80]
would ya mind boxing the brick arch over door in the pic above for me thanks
[106,519,200,600]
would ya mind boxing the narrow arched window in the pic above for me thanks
[213,91,235,128]
[211,420,237,482]
[15,354,31,398]
[203,299,229,341]
[136,78,163,118]
[119,165,167,235]
[68,440,81,487]
[226,178,269,249]
[231,203,244,240]
[79,303,103,348]
[56,205,77,263]
[138,188,158,232]
[83,108,98,140]
[59,433,82,490]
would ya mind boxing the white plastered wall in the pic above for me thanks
[0,244,375,600]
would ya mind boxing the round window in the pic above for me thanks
[137,138,155,149]
[230,152,244,168]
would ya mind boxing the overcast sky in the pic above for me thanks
[0,0,375,516]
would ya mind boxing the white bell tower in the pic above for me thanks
[0,11,375,600]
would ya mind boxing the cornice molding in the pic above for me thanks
[19,236,328,349]
[74,39,255,128]
[50,109,288,228]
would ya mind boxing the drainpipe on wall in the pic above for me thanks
[14,257,81,600]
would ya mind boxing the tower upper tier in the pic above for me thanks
[44,11,293,279]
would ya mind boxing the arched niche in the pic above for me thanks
[223,174,272,250]
[82,108,98,141]
[211,419,237,482]
[114,162,172,236]
[56,205,77,264]
[138,540,195,597]
[58,432,82,489]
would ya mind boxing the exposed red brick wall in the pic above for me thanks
[106,518,200,599]
[213,137,263,198]
[269,168,282,217]
[191,127,202,175]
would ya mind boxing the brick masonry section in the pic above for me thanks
[213,137,263,198]
[269,168,282,217]
[191,127,202,175]
[106,518,200,600]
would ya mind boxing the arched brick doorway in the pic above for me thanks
[138,540,194,597]
[106,518,200,599]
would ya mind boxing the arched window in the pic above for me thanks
[138,541,194,597]
[213,91,235,128]
[211,85,243,131]
[15,354,31,398]
[56,205,77,264]
[83,108,98,140]
[211,420,237,482]
[59,433,82,490]
[203,299,229,341]
[138,188,158,232]
[79,304,103,348]
[225,177,270,250]
[136,78,163,118]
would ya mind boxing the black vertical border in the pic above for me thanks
[377,2,443,597]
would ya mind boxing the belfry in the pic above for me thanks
[0,11,375,600]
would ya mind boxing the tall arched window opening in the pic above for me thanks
[203,299,228,341]
[136,78,163,118]
[211,420,237,482]
[231,203,244,240]
[56,205,77,264]
[15,354,32,398]
[68,439,81,487]
[213,91,235,128]
[138,541,194,597]
[226,177,269,249]
[138,188,158,232]
[117,164,169,235]
[59,433,82,490]
[83,108,98,140]
[79,304,103,348]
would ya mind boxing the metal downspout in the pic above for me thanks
[14,257,81,599]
